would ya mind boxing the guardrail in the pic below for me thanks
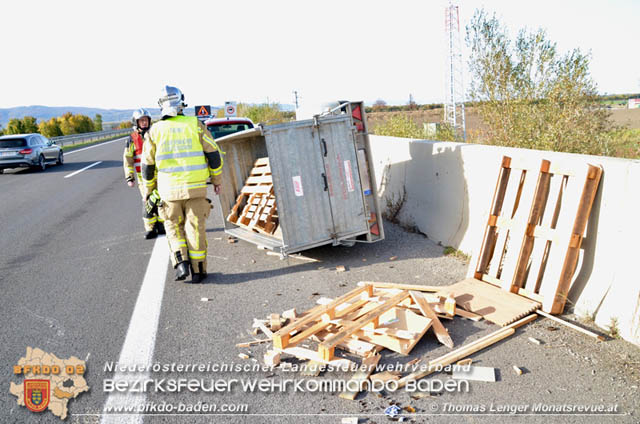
[51,128,131,147]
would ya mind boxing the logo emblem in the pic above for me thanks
[24,380,50,412]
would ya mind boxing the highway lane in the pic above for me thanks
[0,138,164,423]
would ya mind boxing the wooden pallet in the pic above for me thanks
[271,285,452,361]
[473,156,603,314]
[227,158,279,235]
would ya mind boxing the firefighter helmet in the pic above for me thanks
[131,108,151,130]
[158,85,187,117]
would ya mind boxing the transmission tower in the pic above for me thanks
[444,1,466,141]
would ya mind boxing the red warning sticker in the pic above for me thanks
[292,175,304,197]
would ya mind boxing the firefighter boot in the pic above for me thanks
[190,262,207,284]
[175,261,190,281]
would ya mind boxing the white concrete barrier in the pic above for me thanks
[369,135,640,346]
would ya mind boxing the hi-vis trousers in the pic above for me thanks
[137,183,164,231]
[161,197,211,272]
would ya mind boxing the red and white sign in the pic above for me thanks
[292,176,304,197]
[224,101,237,117]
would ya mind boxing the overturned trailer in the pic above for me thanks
[214,101,384,256]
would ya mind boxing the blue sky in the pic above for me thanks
[1,0,638,110]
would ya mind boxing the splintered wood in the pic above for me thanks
[227,158,279,236]
[269,284,451,363]
[248,282,542,401]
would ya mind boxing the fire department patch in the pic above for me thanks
[24,379,50,413]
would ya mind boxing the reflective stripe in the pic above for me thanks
[158,163,208,173]
[144,216,158,224]
[189,251,206,260]
[156,151,204,161]
[202,132,216,148]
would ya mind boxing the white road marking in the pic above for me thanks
[100,236,170,424]
[64,161,103,178]
[65,137,127,155]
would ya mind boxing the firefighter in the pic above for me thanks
[141,86,223,283]
[124,108,165,239]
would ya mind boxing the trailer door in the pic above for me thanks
[317,115,369,239]
[265,121,336,251]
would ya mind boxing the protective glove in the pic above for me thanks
[145,189,162,215]
[126,175,135,187]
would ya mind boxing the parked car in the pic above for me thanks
[0,133,63,173]
[204,117,255,140]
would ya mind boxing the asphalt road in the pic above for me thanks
[0,138,638,424]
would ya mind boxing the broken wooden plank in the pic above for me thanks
[263,350,280,367]
[455,308,483,321]
[397,314,536,387]
[409,291,454,348]
[536,310,605,341]
[270,313,281,331]
[277,347,353,367]
[336,338,379,357]
[354,307,432,355]
[253,319,274,339]
[358,281,443,292]
[398,327,515,387]
[339,355,381,400]
[282,308,297,320]
[319,291,410,360]
[236,339,271,348]
[273,285,372,349]
[370,371,400,383]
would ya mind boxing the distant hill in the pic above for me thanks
[0,106,164,127]
[0,104,296,127]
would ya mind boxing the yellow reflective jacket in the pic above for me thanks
[142,116,222,201]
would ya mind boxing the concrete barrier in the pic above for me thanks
[369,135,640,346]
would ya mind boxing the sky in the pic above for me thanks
[1,0,639,110]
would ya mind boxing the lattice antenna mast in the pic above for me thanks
[444,1,466,141]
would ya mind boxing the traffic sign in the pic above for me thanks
[224,101,237,117]
[195,105,211,116]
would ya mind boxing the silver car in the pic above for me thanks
[0,133,63,173]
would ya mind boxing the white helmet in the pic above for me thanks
[158,85,187,117]
[131,108,151,130]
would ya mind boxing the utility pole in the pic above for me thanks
[293,90,299,109]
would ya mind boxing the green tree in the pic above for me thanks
[5,118,25,135]
[93,114,103,132]
[119,121,133,129]
[21,116,39,133]
[466,9,617,155]
[70,114,95,133]
[59,112,75,135]
[39,118,63,138]
[57,112,96,135]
